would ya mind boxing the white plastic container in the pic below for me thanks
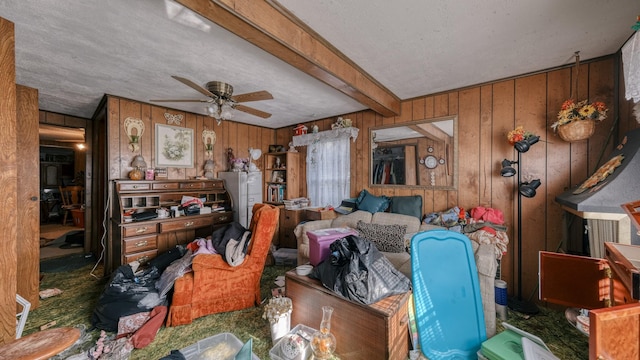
[269,324,317,360]
[180,332,259,360]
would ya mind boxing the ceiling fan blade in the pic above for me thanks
[149,99,210,103]
[232,90,273,103]
[171,75,216,98]
[235,104,272,119]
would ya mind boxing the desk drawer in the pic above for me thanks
[124,249,157,265]
[123,223,158,238]
[123,235,157,254]
[210,212,232,224]
[118,182,151,191]
[179,182,204,189]
[160,217,213,233]
[152,182,179,190]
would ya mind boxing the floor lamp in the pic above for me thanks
[501,135,541,315]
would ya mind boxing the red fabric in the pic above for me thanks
[130,306,167,349]
[471,206,504,225]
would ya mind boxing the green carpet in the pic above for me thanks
[28,258,588,359]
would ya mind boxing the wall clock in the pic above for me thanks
[423,155,438,169]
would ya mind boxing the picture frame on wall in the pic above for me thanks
[155,124,194,168]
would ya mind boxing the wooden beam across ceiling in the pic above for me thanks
[176,0,401,117]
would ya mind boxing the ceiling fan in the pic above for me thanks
[150,76,273,123]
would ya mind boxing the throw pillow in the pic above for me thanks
[357,221,407,253]
[390,195,423,219]
[356,189,390,213]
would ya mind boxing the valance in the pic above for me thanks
[292,127,359,147]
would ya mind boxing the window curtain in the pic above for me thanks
[292,127,358,208]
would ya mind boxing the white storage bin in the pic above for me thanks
[180,332,259,360]
[269,324,317,360]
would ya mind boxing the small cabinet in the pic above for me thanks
[108,179,233,273]
[263,152,300,204]
[278,208,307,249]
[539,242,640,358]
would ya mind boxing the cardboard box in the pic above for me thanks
[305,208,338,221]
[307,228,358,266]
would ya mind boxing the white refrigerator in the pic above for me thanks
[218,171,263,228]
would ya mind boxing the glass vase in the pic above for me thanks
[310,306,337,359]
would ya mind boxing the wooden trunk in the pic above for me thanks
[285,270,409,360]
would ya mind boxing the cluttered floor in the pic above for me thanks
[40,223,84,261]
[27,255,589,359]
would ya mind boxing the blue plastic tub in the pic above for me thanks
[410,230,487,359]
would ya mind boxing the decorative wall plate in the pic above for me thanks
[124,117,145,152]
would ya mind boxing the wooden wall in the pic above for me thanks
[276,55,639,301]
[103,95,277,180]
[0,16,17,344]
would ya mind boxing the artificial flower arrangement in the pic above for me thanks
[507,126,536,145]
[262,296,292,325]
[331,116,352,129]
[551,99,608,132]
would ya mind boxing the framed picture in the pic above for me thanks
[155,124,194,168]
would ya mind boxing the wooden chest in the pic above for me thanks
[285,270,409,360]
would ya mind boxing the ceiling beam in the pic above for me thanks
[176,0,401,117]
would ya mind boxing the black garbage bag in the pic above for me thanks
[91,264,165,331]
[310,235,411,305]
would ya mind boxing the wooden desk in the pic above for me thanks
[0,327,80,360]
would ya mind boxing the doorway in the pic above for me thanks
[39,124,86,260]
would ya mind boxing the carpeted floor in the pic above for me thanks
[26,256,588,359]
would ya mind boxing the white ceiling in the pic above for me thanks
[2,0,639,129]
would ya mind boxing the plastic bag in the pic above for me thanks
[311,235,411,305]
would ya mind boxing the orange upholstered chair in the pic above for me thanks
[167,203,280,326]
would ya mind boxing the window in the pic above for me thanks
[293,127,359,208]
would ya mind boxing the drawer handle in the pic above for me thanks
[219,216,228,221]
[136,227,148,234]
[399,314,409,327]
[138,256,149,263]
[132,185,138,189]
[184,221,194,227]
[135,240,148,247]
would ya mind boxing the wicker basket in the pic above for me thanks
[557,119,595,142]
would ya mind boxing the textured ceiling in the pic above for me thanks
[2,0,639,129]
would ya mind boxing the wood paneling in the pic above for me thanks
[0,16,17,345]
[16,85,40,311]
[103,95,276,182]
[281,55,638,300]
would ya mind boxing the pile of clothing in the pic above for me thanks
[423,206,509,259]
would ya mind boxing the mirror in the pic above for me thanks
[370,116,457,189]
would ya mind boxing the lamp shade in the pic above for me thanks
[131,155,147,169]
[519,179,541,198]
[514,136,540,153]
[500,159,517,177]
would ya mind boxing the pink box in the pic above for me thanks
[307,228,358,266]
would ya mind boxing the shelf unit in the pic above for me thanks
[263,152,300,205]
[108,179,233,274]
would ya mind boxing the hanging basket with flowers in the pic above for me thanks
[551,99,608,142]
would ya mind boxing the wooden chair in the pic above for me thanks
[59,186,84,226]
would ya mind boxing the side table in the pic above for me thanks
[0,327,80,360]
[285,270,410,360]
